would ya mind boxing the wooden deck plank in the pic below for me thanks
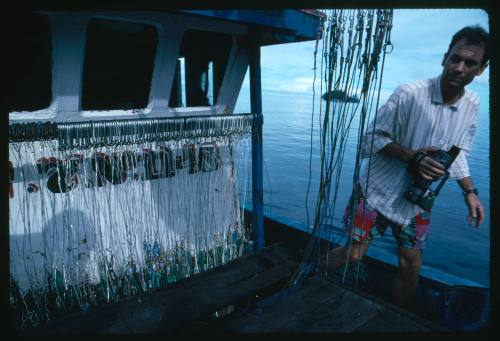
[224,274,442,333]
[354,307,432,332]
[224,274,346,332]
[282,290,385,332]
[30,243,298,334]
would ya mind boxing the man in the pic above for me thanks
[329,25,488,310]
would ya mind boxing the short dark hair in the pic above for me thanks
[447,25,489,65]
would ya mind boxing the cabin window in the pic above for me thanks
[234,68,251,114]
[81,19,158,110]
[8,13,52,112]
[169,30,232,108]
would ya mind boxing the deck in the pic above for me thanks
[26,243,446,334]
[217,274,445,332]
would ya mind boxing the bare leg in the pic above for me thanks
[392,247,422,310]
[327,240,369,271]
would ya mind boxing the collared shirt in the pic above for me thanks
[358,75,479,226]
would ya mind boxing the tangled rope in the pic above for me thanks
[291,9,394,287]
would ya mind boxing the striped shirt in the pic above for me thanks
[359,75,479,226]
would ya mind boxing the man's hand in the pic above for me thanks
[380,143,445,180]
[465,193,484,228]
[457,177,483,228]
[414,146,445,181]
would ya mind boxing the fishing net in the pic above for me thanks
[9,114,254,330]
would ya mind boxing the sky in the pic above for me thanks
[232,9,491,286]
[237,9,489,105]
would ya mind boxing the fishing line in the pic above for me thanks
[290,9,394,288]
[306,9,326,233]
[9,114,255,330]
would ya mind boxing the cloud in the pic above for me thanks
[474,71,489,86]
[256,9,489,102]
[264,76,316,93]
[393,9,489,50]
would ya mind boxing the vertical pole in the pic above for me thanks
[249,42,264,251]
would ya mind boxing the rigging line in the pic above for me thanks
[298,9,388,278]
[355,16,394,283]
[322,10,363,213]
[362,10,394,200]
[299,10,349,260]
[305,10,325,233]
[319,12,347,202]
[320,9,339,153]
[322,9,344,145]
[326,31,355,180]
[351,10,392,210]
[321,47,349,218]
[323,67,365,250]
[328,11,352,153]
[323,15,365,260]
[341,10,393,285]
[319,29,361,257]
[352,11,393,287]
[341,52,379,284]
[325,29,362,186]
[324,11,364,205]
[322,15,370,270]
[349,66,381,286]
[317,10,337,231]
[291,9,381,285]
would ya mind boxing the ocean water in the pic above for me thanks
[234,84,490,287]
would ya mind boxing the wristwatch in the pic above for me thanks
[462,188,479,197]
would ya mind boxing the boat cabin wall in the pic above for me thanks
[8,11,251,123]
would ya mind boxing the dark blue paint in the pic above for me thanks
[250,43,264,251]
[176,10,321,44]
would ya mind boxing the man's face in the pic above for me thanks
[441,38,487,90]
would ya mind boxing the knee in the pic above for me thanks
[347,244,366,263]
[398,253,422,277]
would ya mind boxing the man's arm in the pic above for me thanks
[378,142,445,180]
[381,142,484,227]
[457,176,484,228]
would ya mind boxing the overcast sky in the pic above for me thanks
[238,9,489,104]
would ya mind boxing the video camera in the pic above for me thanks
[404,145,461,210]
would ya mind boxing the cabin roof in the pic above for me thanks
[174,9,324,45]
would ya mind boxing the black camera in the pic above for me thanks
[404,145,461,210]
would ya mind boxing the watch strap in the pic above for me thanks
[463,188,479,196]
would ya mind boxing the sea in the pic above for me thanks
[234,82,490,287]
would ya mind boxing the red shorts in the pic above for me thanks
[343,195,431,251]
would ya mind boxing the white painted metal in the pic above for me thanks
[9,11,250,123]
[8,11,252,294]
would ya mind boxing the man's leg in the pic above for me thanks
[328,240,369,270]
[327,194,387,272]
[393,246,422,310]
[391,211,430,310]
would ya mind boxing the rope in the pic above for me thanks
[290,9,394,288]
